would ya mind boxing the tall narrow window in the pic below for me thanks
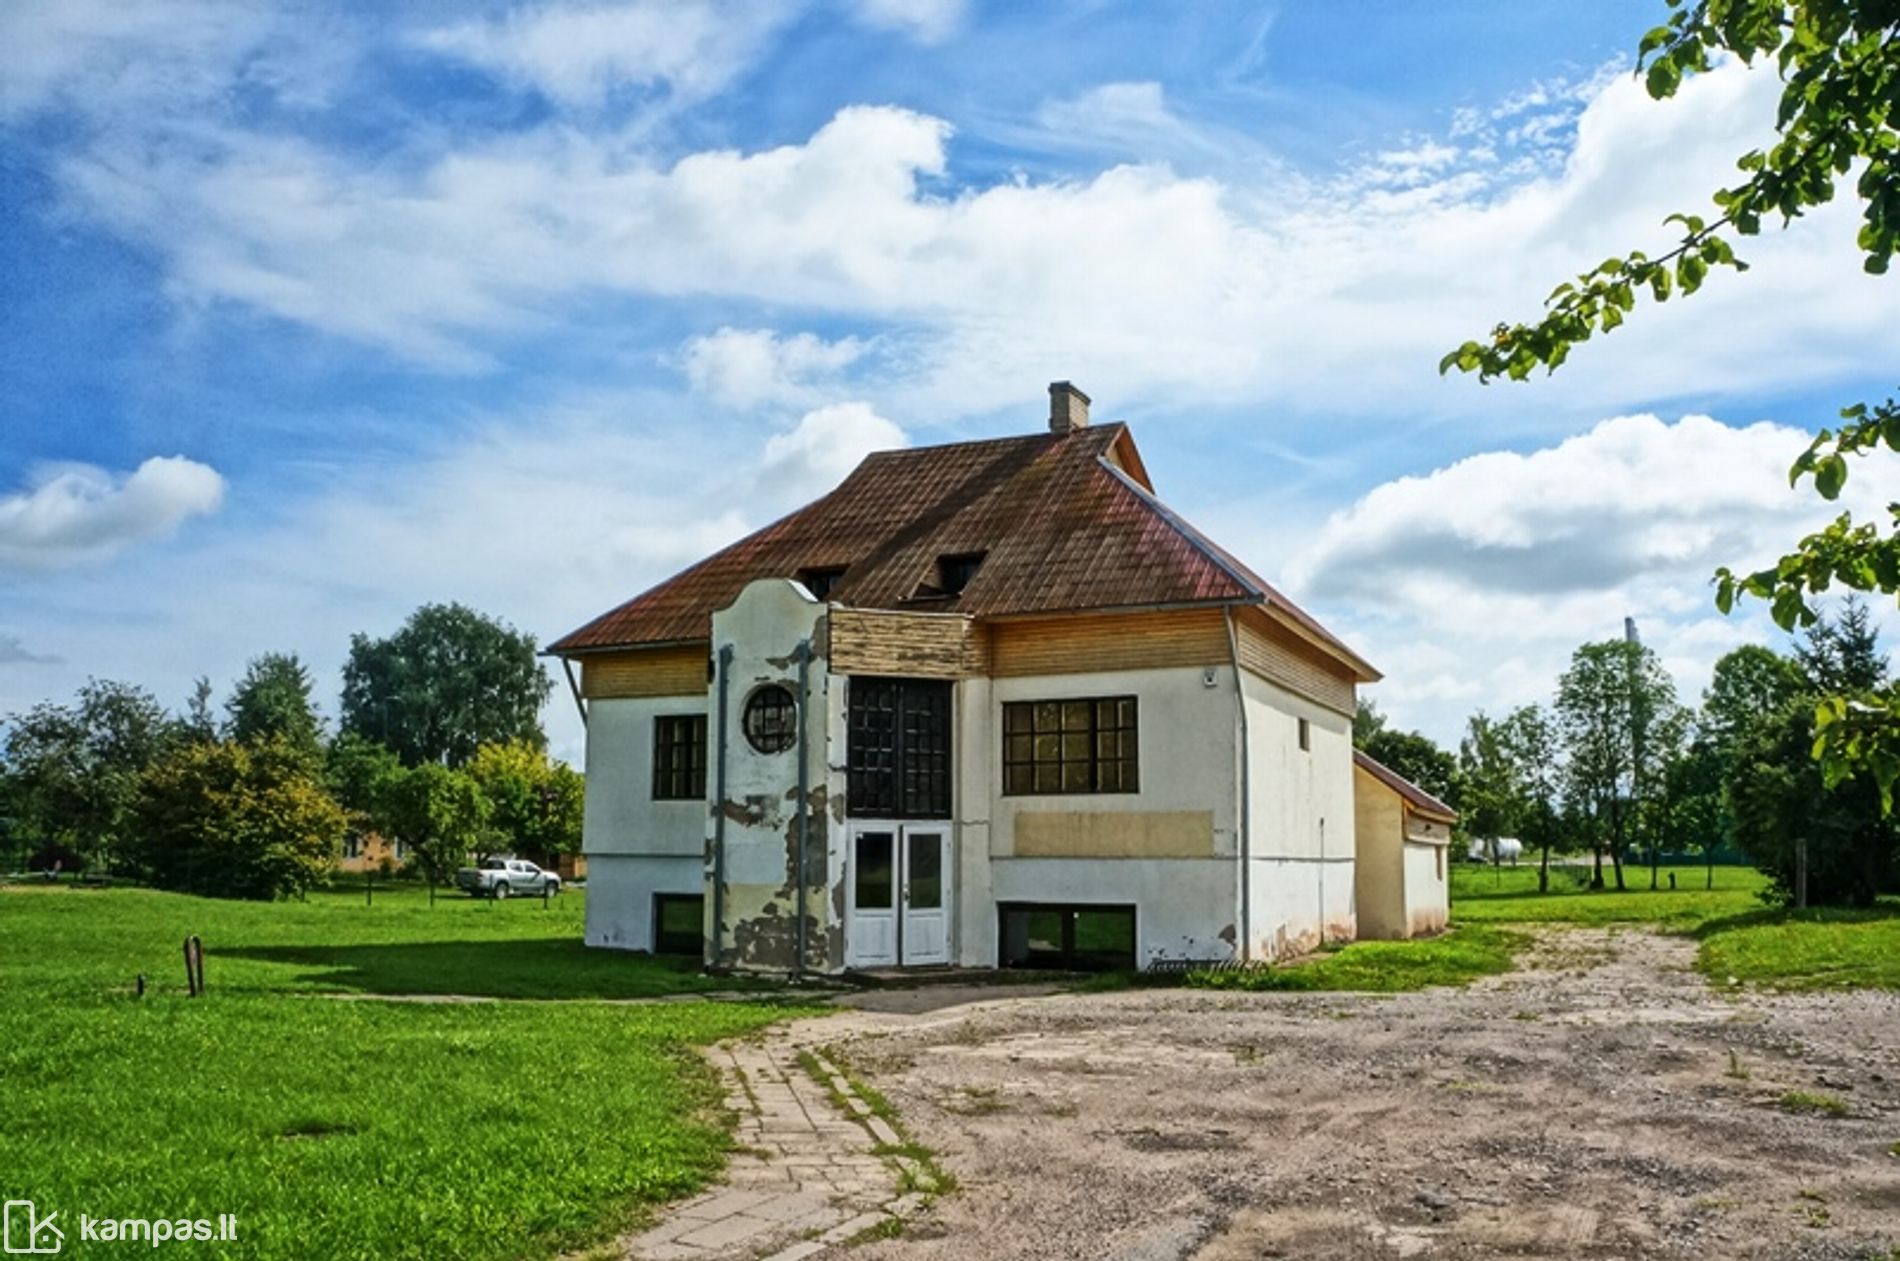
[1298,717,1311,751]
[1002,696,1138,795]
[847,678,952,818]
[652,715,708,800]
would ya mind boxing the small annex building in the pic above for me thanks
[549,383,1381,974]
[1351,749,1455,939]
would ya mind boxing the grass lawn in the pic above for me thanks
[1183,923,1526,993]
[1450,861,1768,930]
[0,882,760,1000]
[0,884,816,1260]
[1451,860,1900,991]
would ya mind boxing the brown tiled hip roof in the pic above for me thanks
[549,421,1373,680]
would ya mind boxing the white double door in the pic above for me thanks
[846,822,951,968]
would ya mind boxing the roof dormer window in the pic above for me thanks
[798,566,847,601]
[935,552,985,598]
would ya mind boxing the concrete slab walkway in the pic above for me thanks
[622,1028,924,1261]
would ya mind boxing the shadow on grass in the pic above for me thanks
[214,938,761,1000]
[1690,901,1900,941]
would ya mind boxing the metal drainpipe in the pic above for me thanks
[793,640,813,978]
[1223,606,1252,964]
[711,645,734,966]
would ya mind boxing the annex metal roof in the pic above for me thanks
[1353,749,1459,822]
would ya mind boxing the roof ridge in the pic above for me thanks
[857,422,1124,462]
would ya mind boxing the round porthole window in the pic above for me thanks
[742,685,798,754]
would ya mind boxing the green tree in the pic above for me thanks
[1793,595,1888,692]
[1498,704,1565,891]
[1458,711,1522,847]
[1730,696,1898,906]
[133,738,346,900]
[225,652,324,765]
[372,763,495,885]
[1701,644,1803,750]
[1,679,178,873]
[323,733,404,853]
[1664,730,1729,887]
[1556,639,1680,889]
[1438,0,1900,803]
[1360,726,1461,810]
[340,603,552,768]
[1353,698,1388,747]
[465,741,583,864]
[183,676,218,744]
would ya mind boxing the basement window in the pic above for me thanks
[798,566,847,601]
[998,903,1137,971]
[653,894,704,956]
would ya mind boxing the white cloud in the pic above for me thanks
[0,635,63,667]
[1285,413,1890,743]
[756,401,906,494]
[0,0,346,123]
[849,0,965,44]
[420,0,795,110]
[682,327,867,410]
[0,457,226,572]
[44,54,1900,422]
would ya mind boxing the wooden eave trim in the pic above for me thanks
[544,637,711,660]
[1250,602,1381,683]
[1104,425,1155,491]
[973,598,1245,627]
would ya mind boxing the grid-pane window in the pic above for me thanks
[847,678,952,819]
[1002,696,1137,795]
[652,715,707,800]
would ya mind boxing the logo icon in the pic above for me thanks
[2,1202,62,1255]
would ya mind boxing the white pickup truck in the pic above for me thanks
[455,857,562,899]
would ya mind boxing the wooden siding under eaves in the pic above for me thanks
[989,607,1229,677]
[572,606,1356,715]
[1235,605,1357,715]
[579,643,710,699]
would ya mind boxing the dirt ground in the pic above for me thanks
[816,927,1900,1260]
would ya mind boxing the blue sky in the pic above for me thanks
[3,0,1896,760]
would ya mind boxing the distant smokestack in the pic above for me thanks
[1048,381,1090,434]
[1624,616,1640,646]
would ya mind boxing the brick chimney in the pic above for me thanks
[1048,381,1091,434]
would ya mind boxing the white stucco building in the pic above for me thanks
[548,383,1381,974]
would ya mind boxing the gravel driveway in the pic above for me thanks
[814,927,1900,1260]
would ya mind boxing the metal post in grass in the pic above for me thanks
[183,935,205,997]
[136,973,145,998]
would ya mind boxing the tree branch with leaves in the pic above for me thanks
[1444,0,1900,806]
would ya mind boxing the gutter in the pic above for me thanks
[711,645,734,966]
[559,659,587,728]
[1223,604,1252,964]
[793,639,813,977]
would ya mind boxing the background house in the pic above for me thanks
[550,384,1378,973]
